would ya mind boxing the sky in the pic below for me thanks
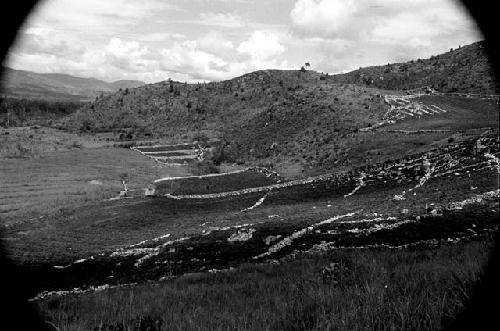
[4,0,483,83]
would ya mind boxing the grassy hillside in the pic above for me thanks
[58,41,499,177]
[329,41,498,94]
[62,70,323,136]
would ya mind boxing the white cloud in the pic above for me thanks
[197,31,236,58]
[106,38,148,59]
[237,31,289,71]
[370,2,479,47]
[288,0,482,73]
[290,0,359,37]
[33,0,178,28]
[238,31,285,61]
[139,32,186,42]
[14,26,85,58]
[159,40,232,81]
[5,0,483,83]
[198,12,244,28]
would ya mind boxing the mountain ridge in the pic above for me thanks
[0,67,145,101]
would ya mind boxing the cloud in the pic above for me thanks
[139,32,186,42]
[370,1,479,47]
[34,0,179,28]
[197,12,244,28]
[237,31,289,71]
[288,0,482,73]
[211,0,250,3]
[5,0,482,84]
[197,31,237,59]
[104,38,154,73]
[237,31,286,62]
[156,30,289,81]
[15,27,85,58]
[159,40,232,81]
[290,0,359,38]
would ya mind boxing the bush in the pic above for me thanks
[188,160,220,176]
[210,146,227,166]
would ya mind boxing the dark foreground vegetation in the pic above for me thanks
[37,238,493,331]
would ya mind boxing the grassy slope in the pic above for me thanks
[329,41,498,94]
[58,41,499,178]
[61,41,498,138]
[0,144,191,222]
[61,70,324,137]
[38,239,493,331]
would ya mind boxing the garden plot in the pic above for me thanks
[132,143,213,165]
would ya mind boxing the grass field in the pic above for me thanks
[36,238,494,331]
[0,143,191,223]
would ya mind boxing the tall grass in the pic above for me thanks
[38,239,493,331]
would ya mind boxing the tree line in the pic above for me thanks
[0,97,84,127]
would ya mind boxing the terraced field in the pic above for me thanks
[2,133,497,300]
[133,142,215,165]
[363,93,499,132]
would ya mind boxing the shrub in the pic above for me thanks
[188,159,219,176]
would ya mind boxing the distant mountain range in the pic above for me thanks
[0,67,145,101]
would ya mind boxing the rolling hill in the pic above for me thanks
[0,67,145,101]
[59,41,499,177]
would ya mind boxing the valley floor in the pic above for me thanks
[0,126,498,330]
